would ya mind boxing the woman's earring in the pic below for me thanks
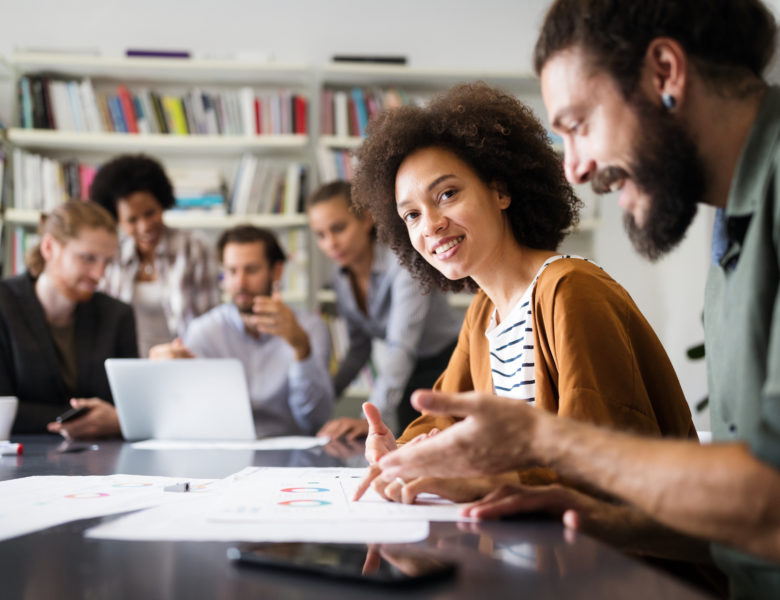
[661,93,677,111]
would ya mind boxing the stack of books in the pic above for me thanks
[17,76,308,136]
[168,167,226,213]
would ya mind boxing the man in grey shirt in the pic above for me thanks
[152,225,333,438]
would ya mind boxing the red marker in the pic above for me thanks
[0,442,23,456]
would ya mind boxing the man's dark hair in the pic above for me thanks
[534,0,778,98]
[89,154,175,218]
[353,82,580,293]
[216,225,286,266]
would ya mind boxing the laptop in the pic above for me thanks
[105,358,256,441]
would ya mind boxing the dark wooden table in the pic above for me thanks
[0,435,712,599]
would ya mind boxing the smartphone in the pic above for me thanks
[227,542,457,585]
[55,406,90,424]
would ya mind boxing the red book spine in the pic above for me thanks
[348,97,359,137]
[116,85,139,133]
[254,98,261,134]
[294,96,307,134]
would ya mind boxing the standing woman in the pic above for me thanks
[0,200,137,438]
[90,154,219,357]
[308,181,461,438]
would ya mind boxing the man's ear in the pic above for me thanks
[272,261,284,285]
[39,233,59,262]
[644,37,688,110]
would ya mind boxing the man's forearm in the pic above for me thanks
[536,416,780,561]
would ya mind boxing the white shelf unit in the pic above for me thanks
[7,129,308,155]
[9,53,310,85]
[3,207,308,229]
[2,54,316,299]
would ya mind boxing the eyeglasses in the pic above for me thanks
[70,250,114,269]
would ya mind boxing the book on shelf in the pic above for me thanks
[320,86,425,137]
[12,148,96,211]
[0,151,6,210]
[316,147,356,183]
[277,228,308,299]
[15,76,308,136]
[229,154,306,215]
[9,227,41,275]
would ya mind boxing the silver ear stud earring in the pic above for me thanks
[662,93,677,111]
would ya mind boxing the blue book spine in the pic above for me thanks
[175,194,225,208]
[350,88,368,137]
[108,95,128,133]
[132,95,145,122]
[20,77,34,129]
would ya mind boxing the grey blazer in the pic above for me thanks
[0,273,138,434]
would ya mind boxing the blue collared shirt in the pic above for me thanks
[331,243,461,419]
[183,303,333,438]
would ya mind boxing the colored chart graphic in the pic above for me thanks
[65,492,109,499]
[112,482,153,488]
[278,499,331,508]
[280,486,329,493]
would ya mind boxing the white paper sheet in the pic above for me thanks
[0,474,218,542]
[86,467,472,543]
[130,436,329,451]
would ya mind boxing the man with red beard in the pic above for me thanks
[373,1,780,597]
[0,201,137,438]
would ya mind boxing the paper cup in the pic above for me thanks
[0,397,19,440]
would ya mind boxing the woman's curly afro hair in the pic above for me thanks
[353,82,581,292]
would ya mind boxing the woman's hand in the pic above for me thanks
[352,403,399,501]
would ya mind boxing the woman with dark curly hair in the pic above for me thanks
[90,154,219,357]
[352,82,697,504]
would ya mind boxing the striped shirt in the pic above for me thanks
[486,255,591,404]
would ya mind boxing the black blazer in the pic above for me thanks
[0,273,138,433]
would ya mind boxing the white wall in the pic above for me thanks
[2,0,779,428]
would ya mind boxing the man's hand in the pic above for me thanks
[47,398,122,440]
[464,483,714,563]
[252,289,311,360]
[317,417,369,441]
[377,390,544,483]
[149,338,195,360]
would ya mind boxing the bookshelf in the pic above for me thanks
[1,53,314,300]
[0,55,603,304]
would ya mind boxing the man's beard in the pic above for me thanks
[593,97,706,261]
[233,284,272,314]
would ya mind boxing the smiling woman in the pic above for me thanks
[351,82,697,505]
[90,154,220,357]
